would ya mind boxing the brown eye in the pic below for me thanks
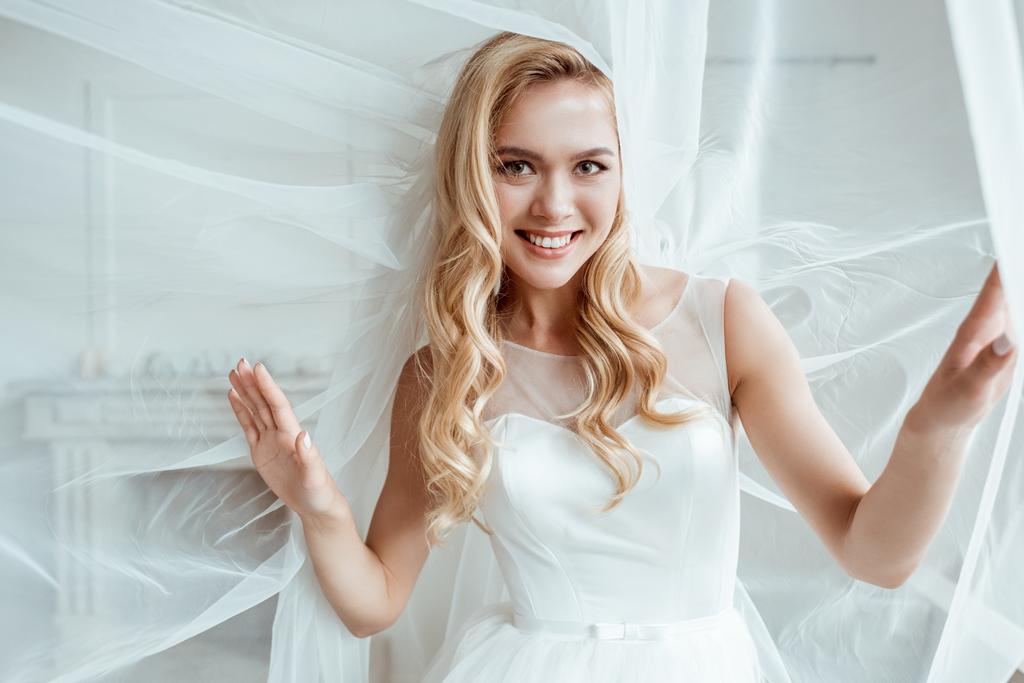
[498,160,532,177]
[578,161,606,175]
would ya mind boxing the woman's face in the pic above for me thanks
[492,79,621,291]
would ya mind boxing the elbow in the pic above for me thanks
[346,613,397,639]
[345,593,405,639]
[347,619,388,639]
[866,574,908,590]
[840,524,916,589]
[349,627,376,640]
[347,623,375,639]
[348,623,384,639]
[848,562,915,590]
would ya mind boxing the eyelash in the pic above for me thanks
[495,160,608,178]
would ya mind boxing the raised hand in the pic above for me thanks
[227,358,347,520]
[910,262,1018,433]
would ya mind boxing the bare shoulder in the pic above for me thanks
[400,345,434,392]
[722,277,798,399]
[410,343,433,369]
[392,346,434,444]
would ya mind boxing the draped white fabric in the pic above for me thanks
[0,1,1022,681]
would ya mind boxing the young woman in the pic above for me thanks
[226,32,1016,682]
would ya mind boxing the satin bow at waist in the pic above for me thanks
[511,605,736,641]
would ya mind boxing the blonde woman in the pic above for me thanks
[226,32,1016,682]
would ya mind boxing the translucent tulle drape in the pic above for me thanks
[0,0,1021,681]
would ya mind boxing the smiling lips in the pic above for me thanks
[515,229,583,257]
[521,229,577,238]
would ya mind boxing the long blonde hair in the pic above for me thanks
[416,31,713,546]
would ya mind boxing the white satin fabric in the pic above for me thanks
[420,273,764,681]
[1,1,1023,682]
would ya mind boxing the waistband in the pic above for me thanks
[511,605,736,641]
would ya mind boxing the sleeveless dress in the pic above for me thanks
[421,272,764,682]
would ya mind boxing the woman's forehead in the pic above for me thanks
[500,80,612,124]
[494,84,618,152]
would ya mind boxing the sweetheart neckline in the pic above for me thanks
[483,395,729,436]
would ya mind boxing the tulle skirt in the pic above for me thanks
[421,602,763,682]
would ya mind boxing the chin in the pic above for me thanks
[504,258,584,291]
[526,271,578,290]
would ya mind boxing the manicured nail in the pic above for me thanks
[241,357,249,368]
[303,432,311,449]
[993,333,1014,357]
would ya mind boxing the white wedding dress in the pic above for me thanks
[422,273,763,682]
[2,2,1023,682]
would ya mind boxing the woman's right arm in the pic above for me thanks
[301,349,435,638]
[227,350,434,638]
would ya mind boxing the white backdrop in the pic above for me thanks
[0,1,1022,681]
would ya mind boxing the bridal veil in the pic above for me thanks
[1,1,1022,680]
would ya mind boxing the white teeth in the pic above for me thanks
[527,232,572,248]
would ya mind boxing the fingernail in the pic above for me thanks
[241,357,249,368]
[303,432,312,449]
[993,333,1014,357]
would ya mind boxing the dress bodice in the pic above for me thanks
[476,272,740,624]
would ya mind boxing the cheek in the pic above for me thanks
[579,183,620,221]
[494,185,525,224]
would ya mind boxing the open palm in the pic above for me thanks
[227,358,344,519]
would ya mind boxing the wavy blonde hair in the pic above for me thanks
[416,31,714,547]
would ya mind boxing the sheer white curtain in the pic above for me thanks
[0,1,1021,681]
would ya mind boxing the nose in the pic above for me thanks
[530,174,575,225]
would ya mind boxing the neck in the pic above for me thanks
[501,268,584,341]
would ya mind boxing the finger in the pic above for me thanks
[965,332,1017,387]
[295,430,328,492]
[227,388,260,449]
[294,430,313,467]
[1005,317,1019,347]
[228,369,267,431]
[958,262,1005,340]
[947,263,1007,369]
[237,358,277,431]
[254,362,300,432]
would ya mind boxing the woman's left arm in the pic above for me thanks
[725,263,1017,589]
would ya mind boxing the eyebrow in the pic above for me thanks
[493,145,616,162]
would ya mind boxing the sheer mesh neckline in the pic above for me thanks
[501,273,693,360]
